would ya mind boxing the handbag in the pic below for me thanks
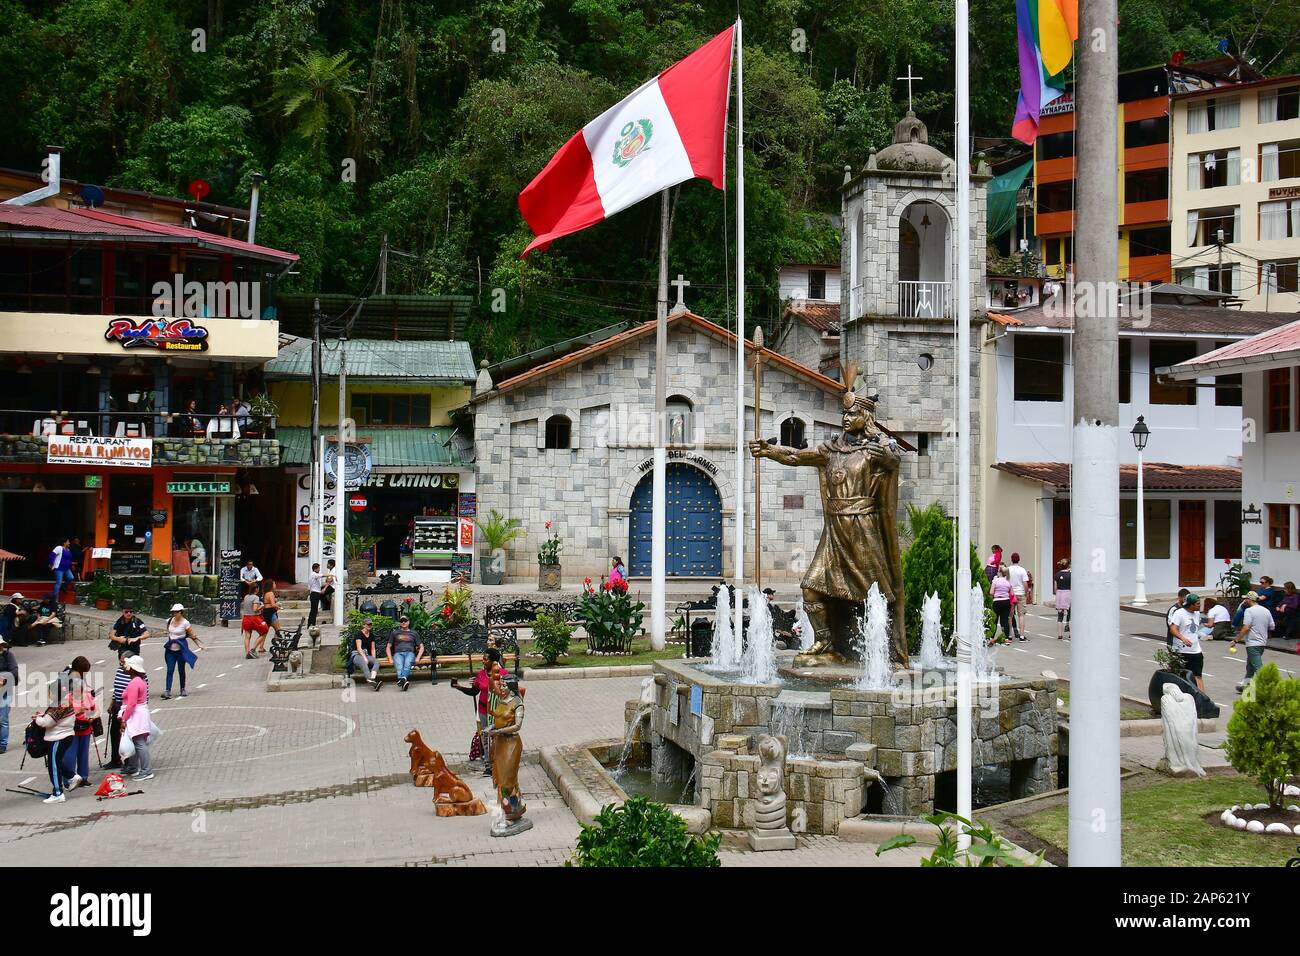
[469,729,484,762]
[90,716,105,738]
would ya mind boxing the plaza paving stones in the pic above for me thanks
[0,622,927,866]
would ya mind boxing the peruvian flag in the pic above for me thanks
[519,25,735,256]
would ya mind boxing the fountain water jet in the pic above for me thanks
[740,586,777,685]
[916,591,952,670]
[969,584,999,682]
[772,697,812,758]
[794,596,816,651]
[855,582,894,690]
[710,584,739,669]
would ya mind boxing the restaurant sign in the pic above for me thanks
[166,480,232,495]
[47,435,152,469]
[105,317,210,352]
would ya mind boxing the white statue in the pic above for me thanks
[748,735,796,851]
[1158,683,1205,777]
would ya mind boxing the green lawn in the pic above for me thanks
[1016,774,1298,867]
[522,637,686,669]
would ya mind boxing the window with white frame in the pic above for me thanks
[1185,148,1240,190]
[1260,139,1300,182]
[1258,86,1300,124]
[1260,199,1300,241]
[1186,97,1240,133]
[1263,259,1300,294]
[1186,206,1240,246]
[1176,264,1239,295]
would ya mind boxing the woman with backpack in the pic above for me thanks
[57,656,99,789]
[34,700,76,803]
[119,655,155,781]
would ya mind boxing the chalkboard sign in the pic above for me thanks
[451,552,473,581]
[218,548,242,620]
[110,551,150,575]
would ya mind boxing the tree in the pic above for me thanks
[900,503,993,654]
[1224,663,1300,810]
[270,49,361,154]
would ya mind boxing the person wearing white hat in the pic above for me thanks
[162,604,205,700]
[119,655,154,781]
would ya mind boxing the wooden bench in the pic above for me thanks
[344,625,521,684]
[269,620,306,672]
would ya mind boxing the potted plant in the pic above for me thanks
[537,519,563,591]
[1215,561,1252,618]
[475,510,524,585]
[344,531,382,587]
[89,573,119,611]
[248,392,279,435]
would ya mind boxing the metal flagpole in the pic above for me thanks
[650,190,669,651]
[733,17,746,637]
[1070,0,1122,867]
[954,0,974,846]
[333,333,348,628]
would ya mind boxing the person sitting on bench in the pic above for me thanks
[352,619,381,690]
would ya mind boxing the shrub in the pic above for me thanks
[532,608,573,665]
[569,797,721,867]
[578,579,644,650]
[337,609,397,667]
[433,584,473,630]
[900,503,993,652]
[1224,663,1300,809]
[876,811,1040,867]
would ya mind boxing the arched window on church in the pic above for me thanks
[780,417,807,449]
[544,414,572,449]
[667,395,693,444]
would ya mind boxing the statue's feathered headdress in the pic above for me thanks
[841,362,878,414]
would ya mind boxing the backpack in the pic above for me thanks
[24,719,47,759]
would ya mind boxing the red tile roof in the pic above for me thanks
[784,300,841,334]
[989,302,1281,337]
[1161,318,1300,379]
[993,461,1241,492]
[0,205,298,262]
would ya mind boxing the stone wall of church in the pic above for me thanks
[473,323,866,584]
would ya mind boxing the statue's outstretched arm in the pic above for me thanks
[748,439,826,466]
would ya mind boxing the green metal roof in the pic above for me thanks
[277,426,470,468]
[264,338,477,383]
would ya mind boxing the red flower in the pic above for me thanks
[601,580,611,591]
[441,605,452,618]
[1225,558,1232,565]
[584,577,592,585]
[403,597,414,604]
[545,520,552,530]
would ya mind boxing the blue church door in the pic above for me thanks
[629,463,723,577]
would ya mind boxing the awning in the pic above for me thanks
[277,426,470,469]
[1158,318,1300,380]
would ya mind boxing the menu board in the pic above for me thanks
[109,551,150,575]
[451,552,473,581]
[218,548,242,620]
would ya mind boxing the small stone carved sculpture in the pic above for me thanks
[287,650,304,676]
[1157,683,1205,778]
[404,729,486,815]
[749,735,796,851]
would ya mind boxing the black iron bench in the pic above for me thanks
[269,619,306,672]
[344,624,521,684]
[485,599,583,644]
[5,598,67,646]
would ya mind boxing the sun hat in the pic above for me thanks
[123,654,146,674]
[169,603,186,613]
[1244,590,1260,602]
[10,592,23,600]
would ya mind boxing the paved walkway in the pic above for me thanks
[0,619,925,866]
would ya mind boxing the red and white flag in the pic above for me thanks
[519,25,735,256]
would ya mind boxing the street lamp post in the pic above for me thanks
[1131,415,1150,606]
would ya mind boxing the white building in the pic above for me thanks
[1163,318,1300,584]
[981,302,1283,597]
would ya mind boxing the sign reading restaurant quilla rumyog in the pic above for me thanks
[47,435,152,469]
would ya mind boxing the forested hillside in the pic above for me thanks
[2,0,1295,358]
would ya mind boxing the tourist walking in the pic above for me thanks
[984,544,1003,585]
[108,605,149,658]
[119,655,155,781]
[57,656,99,789]
[68,537,84,582]
[105,656,147,770]
[1168,593,1205,692]
[385,615,424,691]
[451,648,502,776]
[1166,588,1190,649]
[50,537,73,601]
[0,636,17,754]
[990,565,1019,643]
[1007,552,1031,640]
[1232,590,1274,692]
[258,588,281,654]
[35,699,76,803]
[240,559,263,596]
[307,562,324,626]
[1053,558,1071,640]
[241,591,267,658]
[161,604,205,699]
[351,618,381,689]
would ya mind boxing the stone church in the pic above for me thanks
[470,308,889,584]
[835,107,991,523]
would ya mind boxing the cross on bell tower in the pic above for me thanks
[669,273,691,314]
[896,64,923,113]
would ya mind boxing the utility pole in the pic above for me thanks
[333,326,348,627]
[310,297,322,567]
[380,234,389,295]
[1070,0,1122,867]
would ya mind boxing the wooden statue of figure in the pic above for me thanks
[404,729,486,816]
[749,362,908,665]
[487,666,533,837]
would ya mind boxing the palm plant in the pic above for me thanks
[271,50,360,152]
[475,510,525,551]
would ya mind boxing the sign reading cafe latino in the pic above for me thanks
[47,435,152,469]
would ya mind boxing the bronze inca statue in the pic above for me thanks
[749,363,908,666]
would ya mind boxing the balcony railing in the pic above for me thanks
[0,409,276,441]
[898,280,952,318]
